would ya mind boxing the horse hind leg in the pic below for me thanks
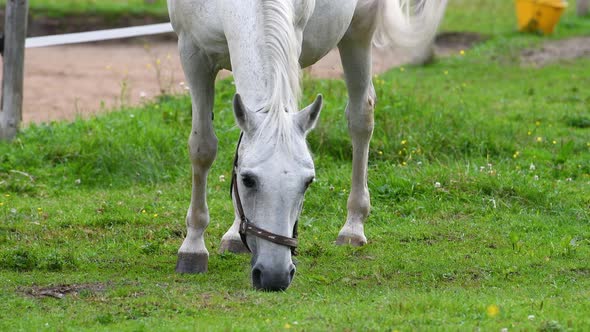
[219,148,249,253]
[335,25,376,246]
[175,38,219,273]
[219,214,249,253]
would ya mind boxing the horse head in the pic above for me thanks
[232,93,322,291]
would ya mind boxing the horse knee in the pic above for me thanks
[188,131,218,168]
[347,94,375,138]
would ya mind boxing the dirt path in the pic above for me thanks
[3,33,481,124]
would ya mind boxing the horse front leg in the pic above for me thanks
[336,34,376,246]
[175,38,219,273]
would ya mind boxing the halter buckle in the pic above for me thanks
[239,217,248,234]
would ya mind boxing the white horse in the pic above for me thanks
[168,0,447,291]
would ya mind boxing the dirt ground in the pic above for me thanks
[10,36,432,124]
[4,33,587,125]
[521,36,590,67]
[22,283,108,299]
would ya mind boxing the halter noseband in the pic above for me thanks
[230,133,299,255]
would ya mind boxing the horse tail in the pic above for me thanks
[373,0,448,53]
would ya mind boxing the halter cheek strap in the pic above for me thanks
[231,132,299,255]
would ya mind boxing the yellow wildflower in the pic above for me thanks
[487,304,500,317]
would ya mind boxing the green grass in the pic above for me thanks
[0,0,169,19]
[442,0,590,37]
[1,1,590,331]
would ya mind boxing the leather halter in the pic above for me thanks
[230,133,299,255]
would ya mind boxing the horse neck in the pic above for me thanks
[223,0,304,115]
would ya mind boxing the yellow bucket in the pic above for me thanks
[515,0,568,35]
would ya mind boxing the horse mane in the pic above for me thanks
[256,0,302,144]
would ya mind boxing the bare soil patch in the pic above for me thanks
[434,32,488,56]
[2,32,483,124]
[22,282,108,299]
[521,36,590,66]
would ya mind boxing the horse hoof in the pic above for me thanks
[335,234,367,247]
[175,252,208,274]
[219,238,250,254]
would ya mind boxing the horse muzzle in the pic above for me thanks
[251,262,296,291]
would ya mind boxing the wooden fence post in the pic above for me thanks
[578,0,589,16]
[0,0,28,141]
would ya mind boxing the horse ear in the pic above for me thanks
[295,94,323,134]
[233,93,255,132]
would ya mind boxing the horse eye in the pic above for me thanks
[242,175,257,188]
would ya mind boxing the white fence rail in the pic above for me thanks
[25,23,174,48]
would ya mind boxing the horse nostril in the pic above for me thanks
[251,264,294,292]
[252,266,263,290]
[289,264,296,282]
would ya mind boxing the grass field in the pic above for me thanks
[0,0,169,18]
[1,1,590,331]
